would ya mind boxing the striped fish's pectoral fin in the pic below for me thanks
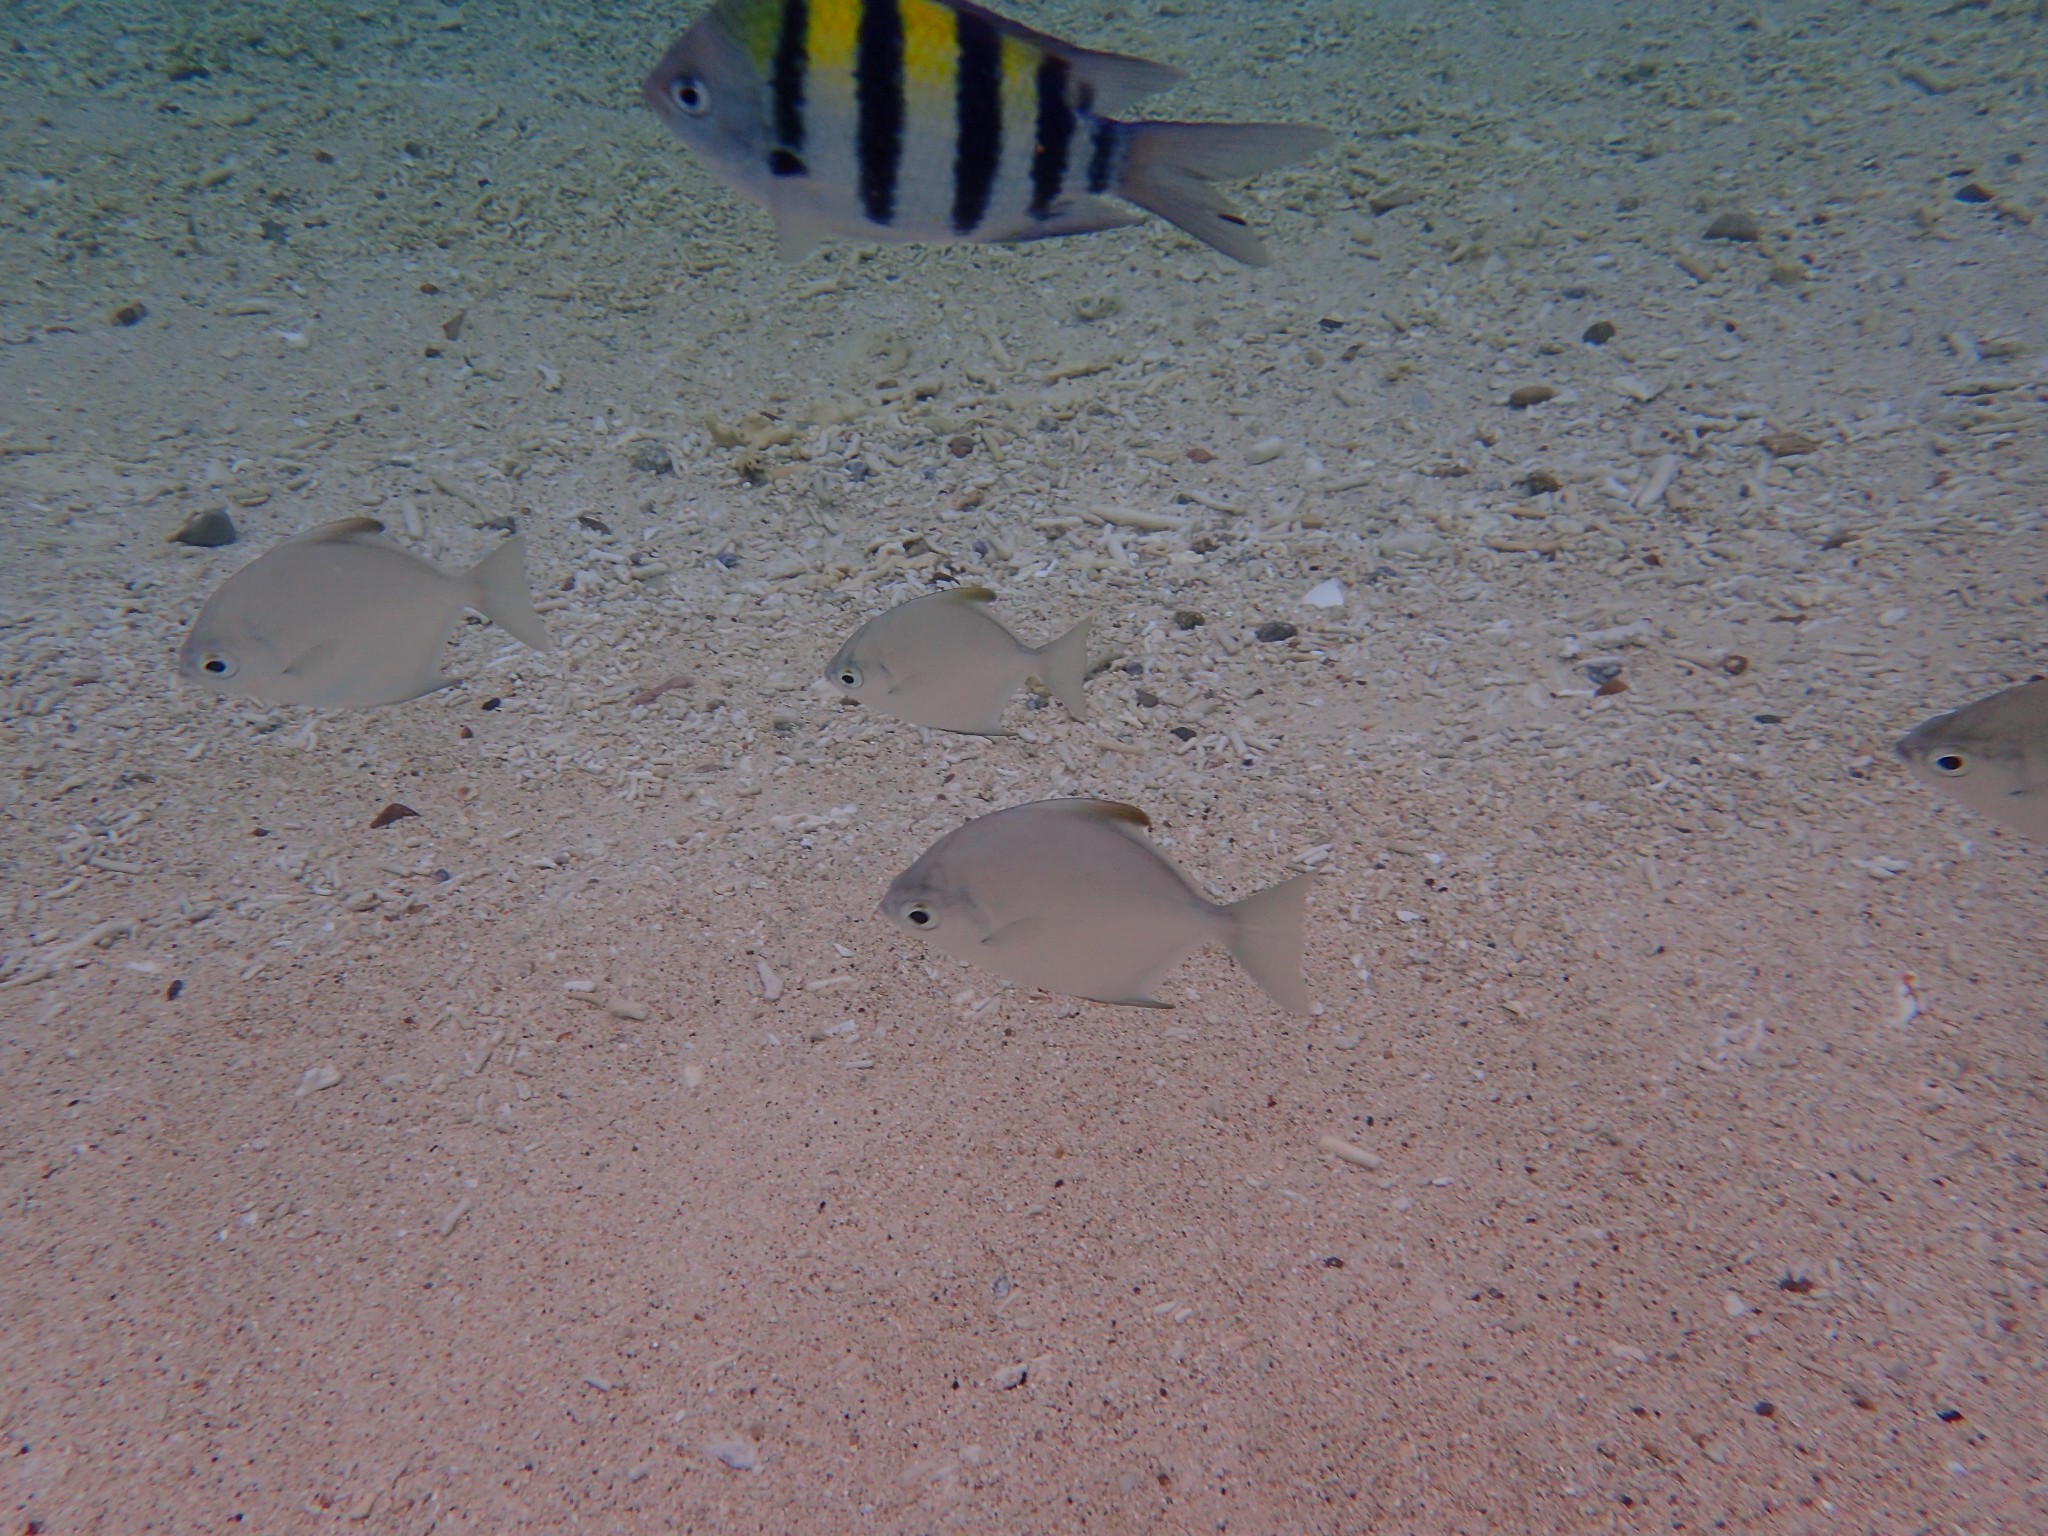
[948,1,1185,111]
[1010,196,1143,243]
[771,208,825,264]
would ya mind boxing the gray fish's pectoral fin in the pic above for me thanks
[772,211,824,265]
[279,640,339,679]
[978,917,1045,954]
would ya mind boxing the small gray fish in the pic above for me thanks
[881,798,1313,1011]
[642,0,1333,266]
[826,586,1088,734]
[1896,679,2048,841]
[179,518,552,707]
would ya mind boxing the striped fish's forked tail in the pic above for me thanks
[1114,121,1336,266]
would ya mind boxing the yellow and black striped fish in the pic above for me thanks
[642,0,1332,265]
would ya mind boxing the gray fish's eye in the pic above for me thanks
[200,654,235,678]
[835,664,862,689]
[1933,752,1968,775]
[668,75,711,116]
[904,904,935,928]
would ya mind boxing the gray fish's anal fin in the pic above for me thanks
[294,516,388,543]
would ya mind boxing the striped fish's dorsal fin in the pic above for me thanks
[949,0,1186,113]
[293,517,388,544]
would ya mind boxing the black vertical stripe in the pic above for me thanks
[771,0,809,161]
[952,11,1002,233]
[1085,118,1118,195]
[1029,55,1075,220]
[855,0,906,225]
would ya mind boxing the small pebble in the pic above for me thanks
[295,1065,341,1097]
[1172,609,1205,630]
[1302,578,1345,608]
[108,301,147,327]
[1318,1133,1383,1170]
[1254,621,1298,643]
[440,309,466,341]
[1761,431,1821,457]
[169,506,238,547]
[991,1363,1029,1391]
[948,434,975,457]
[1245,437,1285,466]
[1582,321,1616,345]
[706,1438,757,1471]
[1953,182,1994,205]
[1523,470,1562,495]
[629,442,674,475]
[438,1197,471,1237]
[1704,211,1761,242]
[1507,385,1556,408]
[369,802,419,830]
[1721,654,1750,677]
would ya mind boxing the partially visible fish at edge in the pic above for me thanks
[1895,678,2048,842]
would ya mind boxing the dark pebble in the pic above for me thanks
[1754,1401,1775,1418]
[629,442,673,475]
[1754,712,1783,725]
[1254,621,1298,643]
[1582,320,1616,345]
[480,697,502,711]
[1507,384,1556,408]
[1594,676,1628,697]
[1135,689,1160,708]
[948,434,975,457]
[1121,661,1144,676]
[845,459,872,481]
[165,979,184,1001]
[577,513,612,533]
[169,506,237,547]
[1704,211,1761,242]
[1523,470,1562,495]
[1173,609,1205,630]
[1953,182,1993,205]
[1170,726,1197,741]
[108,301,147,327]
[1585,661,1623,686]
[715,550,739,568]
[369,802,420,830]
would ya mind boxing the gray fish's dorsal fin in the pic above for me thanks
[1067,799,1151,830]
[293,516,388,544]
[948,1,1187,112]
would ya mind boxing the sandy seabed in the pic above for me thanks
[3,1,2046,1531]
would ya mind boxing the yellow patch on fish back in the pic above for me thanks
[1083,801,1151,828]
[808,0,861,78]
[947,585,997,602]
[900,0,959,101]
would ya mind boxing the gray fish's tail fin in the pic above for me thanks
[469,533,552,652]
[1222,873,1316,1013]
[1032,612,1093,721]
[1114,121,1334,266]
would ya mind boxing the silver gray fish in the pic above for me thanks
[179,518,552,707]
[826,586,1088,734]
[881,798,1313,1011]
[642,0,1333,266]
[1896,679,2048,841]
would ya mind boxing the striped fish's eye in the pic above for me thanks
[667,76,711,117]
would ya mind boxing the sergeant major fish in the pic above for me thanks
[179,517,552,707]
[826,585,1089,733]
[1895,678,2048,842]
[880,798,1315,1011]
[642,0,1334,265]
